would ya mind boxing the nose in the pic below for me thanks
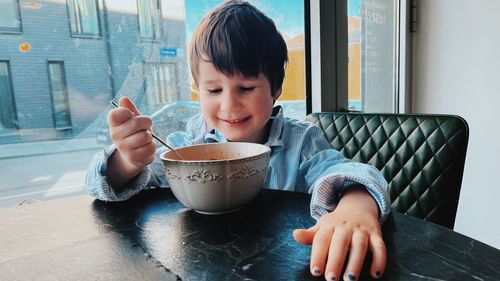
[220,90,241,112]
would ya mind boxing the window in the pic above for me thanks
[137,0,162,40]
[48,62,72,129]
[144,63,178,105]
[0,0,304,207]
[0,0,22,33]
[0,61,18,129]
[348,0,398,112]
[309,0,411,113]
[67,0,101,36]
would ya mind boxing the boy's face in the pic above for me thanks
[197,61,280,143]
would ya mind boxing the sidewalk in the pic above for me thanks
[0,138,106,159]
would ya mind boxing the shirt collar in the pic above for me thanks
[203,105,285,148]
[265,106,285,147]
[204,128,227,143]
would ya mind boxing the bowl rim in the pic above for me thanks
[159,142,271,164]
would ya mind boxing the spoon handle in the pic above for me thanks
[110,100,183,159]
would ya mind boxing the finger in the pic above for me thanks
[119,96,141,116]
[342,230,369,281]
[126,141,157,166]
[117,132,156,164]
[123,130,154,150]
[131,116,153,132]
[109,116,152,142]
[323,227,351,281]
[309,225,334,277]
[369,235,386,279]
[293,225,319,245]
[108,107,135,127]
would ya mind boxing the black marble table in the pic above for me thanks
[1,188,499,281]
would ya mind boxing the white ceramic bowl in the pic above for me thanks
[160,142,271,214]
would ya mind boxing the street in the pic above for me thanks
[0,149,102,208]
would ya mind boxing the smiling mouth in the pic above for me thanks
[221,116,250,123]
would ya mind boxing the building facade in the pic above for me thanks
[0,0,190,144]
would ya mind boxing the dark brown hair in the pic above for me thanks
[189,0,288,96]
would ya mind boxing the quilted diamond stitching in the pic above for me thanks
[306,113,468,228]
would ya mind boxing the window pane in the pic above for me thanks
[0,61,18,129]
[138,0,160,39]
[138,0,153,38]
[348,0,397,112]
[67,0,100,35]
[48,62,72,129]
[0,0,305,207]
[0,0,21,31]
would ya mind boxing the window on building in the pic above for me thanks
[137,0,162,40]
[48,62,72,129]
[0,0,22,33]
[67,0,101,36]
[144,63,178,105]
[0,61,18,129]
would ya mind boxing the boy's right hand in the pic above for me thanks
[107,97,156,178]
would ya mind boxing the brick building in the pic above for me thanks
[0,0,190,144]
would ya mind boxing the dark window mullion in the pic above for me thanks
[319,0,348,112]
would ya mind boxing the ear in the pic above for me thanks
[272,88,283,104]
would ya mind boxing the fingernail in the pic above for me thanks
[312,266,321,276]
[326,272,336,280]
[346,273,356,280]
[375,271,382,278]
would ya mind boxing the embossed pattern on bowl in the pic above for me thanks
[160,142,271,214]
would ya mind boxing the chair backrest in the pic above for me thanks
[306,112,469,229]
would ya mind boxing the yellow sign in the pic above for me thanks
[19,42,32,53]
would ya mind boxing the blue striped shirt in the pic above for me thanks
[85,107,391,222]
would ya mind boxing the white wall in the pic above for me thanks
[412,0,500,249]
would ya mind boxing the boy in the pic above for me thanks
[86,1,390,280]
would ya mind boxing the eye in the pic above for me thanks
[207,88,222,94]
[240,86,255,92]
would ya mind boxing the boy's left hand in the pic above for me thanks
[293,186,386,281]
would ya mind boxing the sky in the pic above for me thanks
[184,0,304,41]
[349,0,361,17]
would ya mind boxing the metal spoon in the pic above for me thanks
[110,100,184,160]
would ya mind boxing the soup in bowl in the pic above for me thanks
[160,142,271,214]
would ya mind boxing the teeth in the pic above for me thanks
[220,117,247,123]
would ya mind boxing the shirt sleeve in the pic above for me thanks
[298,126,391,224]
[85,144,168,202]
[84,115,207,202]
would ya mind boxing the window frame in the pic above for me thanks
[0,0,23,34]
[47,61,73,130]
[137,0,163,41]
[0,60,19,129]
[66,0,102,38]
[306,0,412,113]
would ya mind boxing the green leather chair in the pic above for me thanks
[306,112,469,229]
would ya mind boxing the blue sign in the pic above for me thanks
[160,48,177,57]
